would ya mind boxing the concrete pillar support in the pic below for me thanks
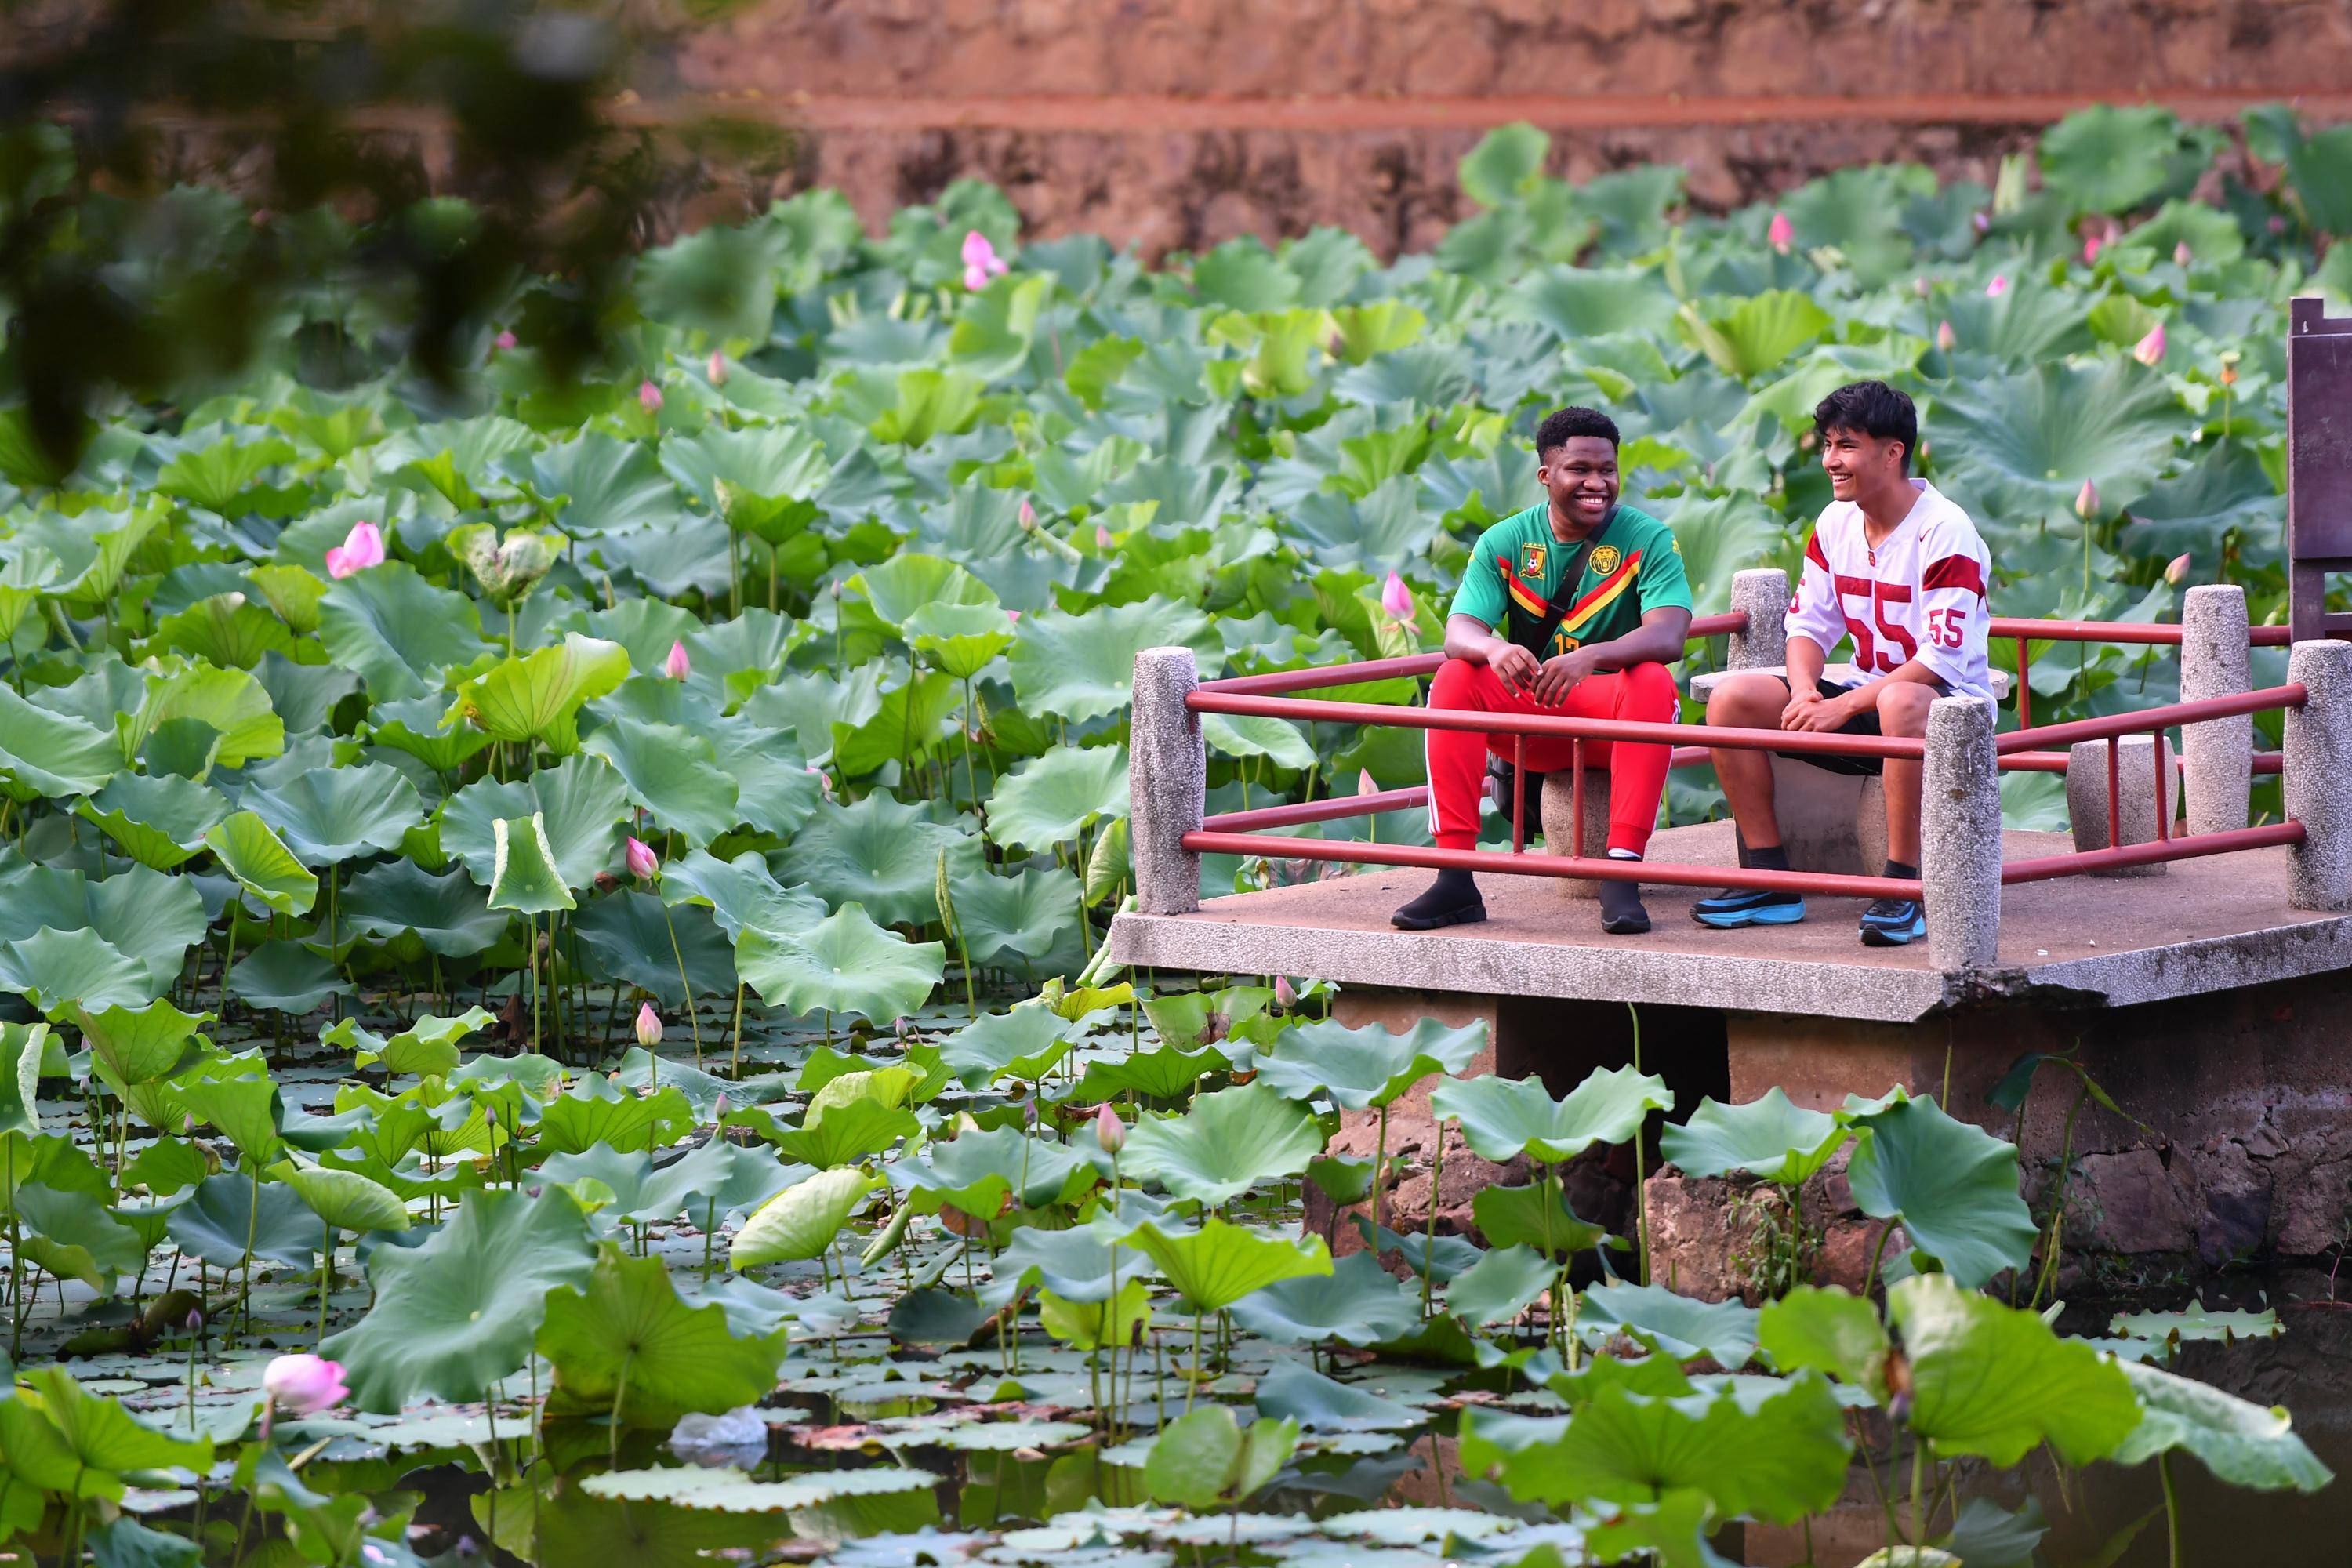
[1130,647,1205,915]
[2064,735,2176,876]
[1921,695,2001,972]
[2285,639,2352,911]
[2180,584,2253,836]
[1728,568,1788,671]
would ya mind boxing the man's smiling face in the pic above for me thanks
[1537,435,1619,535]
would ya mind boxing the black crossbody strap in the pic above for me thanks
[1525,510,1613,655]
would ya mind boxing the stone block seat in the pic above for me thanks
[1619,662,2011,880]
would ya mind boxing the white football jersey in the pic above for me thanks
[1785,479,1993,699]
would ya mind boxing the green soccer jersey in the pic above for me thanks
[1449,502,1693,659]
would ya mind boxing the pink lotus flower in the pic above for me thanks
[665,640,691,681]
[1380,571,1416,623]
[1767,210,1794,254]
[324,521,385,580]
[2075,478,2100,518]
[2082,234,2104,265]
[2165,552,2190,585]
[1094,524,1113,549]
[638,379,663,414]
[1274,975,1297,1010]
[494,329,517,352]
[1094,1102,1126,1154]
[1935,320,1957,352]
[1358,768,1378,799]
[1984,274,2009,298]
[707,350,728,387]
[263,1354,349,1417]
[807,762,833,797]
[635,1002,662,1049]
[2174,240,2194,267]
[961,230,1009,292]
[625,836,659,880]
[2133,323,2167,366]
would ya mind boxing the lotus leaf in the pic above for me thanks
[0,682,121,798]
[322,1188,598,1410]
[539,1243,789,1428]
[659,849,826,941]
[1581,1283,1759,1369]
[1845,1096,2036,1289]
[1228,1249,1420,1347]
[76,772,228,869]
[736,903,943,1024]
[953,866,1089,979]
[205,811,318,916]
[165,1172,321,1271]
[227,940,350,1014]
[569,890,732,1006]
[244,761,424,866]
[730,1168,879,1268]
[1120,1218,1331,1315]
[270,1158,410,1234]
[1254,1017,1486,1112]
[444,634,630,756]
[0,927,155,1015]
[1889,1272,2140,1467]
[487,813,575,914]
[535,1074,694,1156]
[1121,1082,1323,1209]
[2109,1359,2332,1491]
[986,745,1130,854]
[933,1005,1073,1088]
[1659,1087,1848,1185]
[1757,1285,1891,1393]
[1444,1245,1557,1328]
[885,1125,1096,1218]
[1145,1404,1298,1512]
[1007,597,1219,726]
[340,860,508,957]
[581,716,740,848]
[1431,1064,1672,1165]
[118,662,283,771]
[441,752,630,891]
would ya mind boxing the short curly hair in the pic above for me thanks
[1535,405,1620,458]
[1813,381,1918,471]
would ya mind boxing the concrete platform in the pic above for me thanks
[1107,818,2352,1023]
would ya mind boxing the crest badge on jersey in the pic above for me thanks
[1589,544,1622,577]
[1519,542,1548,579]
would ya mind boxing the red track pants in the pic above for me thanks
[1424,658,1679,855]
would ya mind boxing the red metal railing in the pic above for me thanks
[1188,613,2306,902]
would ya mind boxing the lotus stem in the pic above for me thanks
[1627,1002,1651,1285]
[609,1349,630,1470]
[2160,1451,2180,1568]
[316,1218,332,1343]
[657,895,702,1062]
[730,978,744,1076]
[1420,1127,1443,1318]
[1374,1102,1389,1243]
[1909,1439,1926,1561]
[1185,1312,1203,1414]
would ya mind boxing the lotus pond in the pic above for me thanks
[0,103,2346,1566]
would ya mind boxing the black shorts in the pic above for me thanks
[1762,675,1951,778]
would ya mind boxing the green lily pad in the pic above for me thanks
[540,1243,789,1428]
[2109,1359,2332,1491]
[441,752,631,892]
[986,746,1130,854]
[1659,1087,1848,1185]
[76,773,228,869]
[1254,1017,1486,1112]
[444,634,630,757]
[1889,1272,2140,1468]
[730,1168,879,1268]
[736,903,943,1024]
[1120,1217,1331,1315]
[1431,1064,1672,1165]
[581,716,740,848]
[1845,1097,2036,1290]
[1229,1249,1421,1347]
[1122,1082,1323,1209]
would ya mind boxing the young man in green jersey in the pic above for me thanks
[1392,407,1693,935]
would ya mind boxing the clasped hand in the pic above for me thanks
[1782,688,1861,731]
[1491,644,1598,706]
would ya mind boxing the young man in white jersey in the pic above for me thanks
[1693,381,1993,946]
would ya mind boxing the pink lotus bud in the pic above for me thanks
[1972,211,1991,233]
[2075,479,2100,518]
[1018,499,1037,529]
[1767,210,1794,254]
[707,350,728,387]
[1274,975,1298,1010]
[1006,609,1021,624]
[634,1003,662,1049]
[1380,571,1415,622]
[494,330,517,351]
[2082,234,2104,265]
[2133,324,2167,366]
[638,379,663,413]
[1094,1102,1126,1154]
[263,1354,350,1417]
[1984,274,2009,298]
[961,230,1008,278]
[324,520,386,580]
[2173,240,2194,267]
[2165,553,2190,585]
[1095,524,1114,549]
[1935,320,1957,352]
[807,762,833,797]
[962,263,991,292]
[625,836,659,881]
[713,1092,731,1119]
[1913,277,1931,298]
[664,640,691,681]
[1358,768,1377,798]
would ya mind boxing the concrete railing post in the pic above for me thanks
[2180,584,2252,836]
[1921,695,2001,972]
[1130,647,1205,915]
[1728,568,1788,671]
[2285,639,2352,911]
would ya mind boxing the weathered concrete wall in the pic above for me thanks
[654,0,2352,252]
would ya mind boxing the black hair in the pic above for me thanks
[1536,405,1620,458]
[1813,380,1918,471]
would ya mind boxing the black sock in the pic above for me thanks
[1432,867,1476,902]
[1883,859,1917,883]
[1748,843,1791,872]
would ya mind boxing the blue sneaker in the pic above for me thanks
[1690,887,1808,928]
[1858,897,1927,946]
